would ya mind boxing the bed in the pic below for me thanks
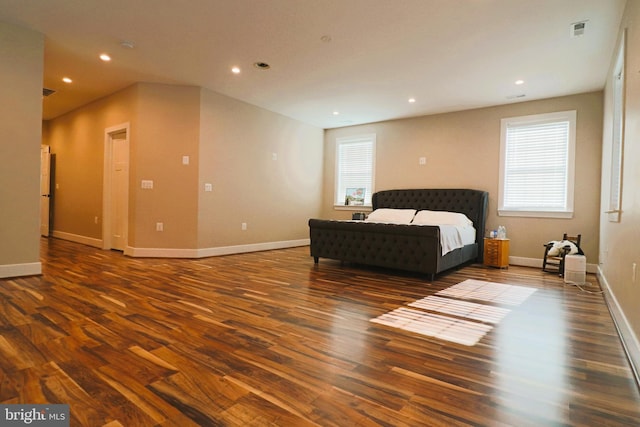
[308,188,489,280]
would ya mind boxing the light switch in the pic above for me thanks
[141,180,153,189]
[182,155,190,165]
[419,157,427,165]
[272,153,278,161]
[204,183,213,192]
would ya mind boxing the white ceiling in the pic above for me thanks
[0,0,626,129]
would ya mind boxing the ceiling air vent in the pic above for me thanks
[571,21,587,38]
[43,88,56,97]
[253,62,271,70]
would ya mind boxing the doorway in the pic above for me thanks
[103,123,130,252]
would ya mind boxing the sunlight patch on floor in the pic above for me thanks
[436,279,537,306]
[371,307,492,346]
[409,295,510,324]
[370,279,537,346]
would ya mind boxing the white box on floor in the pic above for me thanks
[564,254,586,284]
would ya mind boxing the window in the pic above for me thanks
[608,31,625,222]
[335,134,376,207]
[499,110,576,218]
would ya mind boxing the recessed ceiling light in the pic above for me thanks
[333,111,340,115]
[408,98,416,103]
[62,77,72,83]
[515,79,524,85]
[231,66,241,74]
[99,53,111,62]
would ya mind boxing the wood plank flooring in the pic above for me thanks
[0,237,639,426]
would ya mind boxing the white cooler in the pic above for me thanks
[564,254,586,284]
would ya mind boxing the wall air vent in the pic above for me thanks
[43,88,56,97]
[571,21,587,38]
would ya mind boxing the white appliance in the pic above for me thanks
[564,255,586,284]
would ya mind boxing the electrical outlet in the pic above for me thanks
[156,222,163,232]
[419,157,426,165]
[241,222,247,231]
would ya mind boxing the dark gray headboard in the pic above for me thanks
[372,189,489,257]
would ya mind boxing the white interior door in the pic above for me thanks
[40,145,51,236]
[110,137,129,250]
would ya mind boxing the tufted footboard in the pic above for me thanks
[308,189,488,279]
[308,219,476,278]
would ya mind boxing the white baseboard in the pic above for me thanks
[509,256,598,273]
[597,267,640,385]
[51,230,103,248]
[126,238,311,258]
[124,246,199,258]
[196,239,310,258]
[0,262,42,278]
[50,231,309,259]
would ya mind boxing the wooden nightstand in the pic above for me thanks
[484,238,510,268]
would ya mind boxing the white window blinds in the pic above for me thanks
[335,135,375,206]
[610,70,624,214]
[499,111,576,217]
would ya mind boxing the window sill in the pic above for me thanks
[498,209,573,219]
[334,205,372,211]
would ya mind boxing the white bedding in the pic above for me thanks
[438,224,476,255]
[353,208,476,255]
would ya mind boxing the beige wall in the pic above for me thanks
[45,82,324,254]
[0,23,44,277]
[198,88,324,248]
[47,85,137,241]
[132,83,201,249]
[324,91,603,263]
[600,0,640,354]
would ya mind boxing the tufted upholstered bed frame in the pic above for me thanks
[308,189,489,280]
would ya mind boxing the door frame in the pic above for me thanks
[40,145,51,236]
[102,122,130,252]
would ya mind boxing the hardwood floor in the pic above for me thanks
[1,237,639,426]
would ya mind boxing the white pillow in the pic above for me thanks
[412,210,473,227]
[365,208,416,224]
[546,240,561,256]
[547,240,579,256]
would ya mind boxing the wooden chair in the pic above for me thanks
[542,233,582,276]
